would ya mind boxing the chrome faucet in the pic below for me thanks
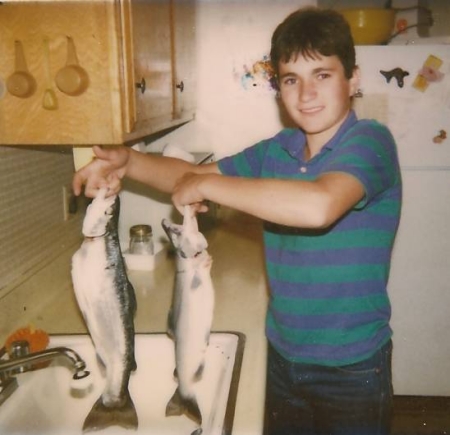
[0,341,90,406]
[0,340,89,405]
[0,342,90,381]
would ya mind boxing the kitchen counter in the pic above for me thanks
[0,209,269,435]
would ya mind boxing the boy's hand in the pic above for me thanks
[72,146,129,197]
[172,172,209,215]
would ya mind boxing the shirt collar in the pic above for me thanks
[282,110,358,162]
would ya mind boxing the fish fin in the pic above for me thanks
[165,388,184,417]
[127,281,137,315]
[184,396,202,426]
[165,388,202,425]
[194,363,204,381]
[82,392,138,433]
[167,366,178,380]
[191,272,202,290]
[167,308,175,338]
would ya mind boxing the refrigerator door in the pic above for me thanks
[354,45,450,168]
[355,45,450,395]
[389,171,450,395]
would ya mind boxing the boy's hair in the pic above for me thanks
[270,7,356,79]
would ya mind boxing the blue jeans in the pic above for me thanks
[264,340,393,435]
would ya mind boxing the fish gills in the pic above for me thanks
[71,188,138,432]
[162,206,215,428]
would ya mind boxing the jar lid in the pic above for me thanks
[129,224,152,237]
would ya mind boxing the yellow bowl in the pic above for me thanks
[340,8,396,45]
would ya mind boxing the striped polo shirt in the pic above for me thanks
[218,111,402,366]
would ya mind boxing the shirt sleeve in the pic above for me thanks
[321,120,401,208]
[218,139,270,178]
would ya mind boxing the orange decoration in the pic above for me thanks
[396,18,408,33]
[4,325,49,354]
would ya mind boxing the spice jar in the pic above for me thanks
[129,225,154,255]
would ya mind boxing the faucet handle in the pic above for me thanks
[9,340,30,374]
[10,340,29,357]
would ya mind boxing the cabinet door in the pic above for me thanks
[171,0,196,120]
[0,1,122,145]
[129,0,173,134]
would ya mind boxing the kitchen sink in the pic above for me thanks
[0,332,245,435]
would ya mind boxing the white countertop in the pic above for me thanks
[0,209,269,435]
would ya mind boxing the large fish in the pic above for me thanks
[162,205,215,432]
[71,188,138,432]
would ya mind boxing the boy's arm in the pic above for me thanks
[125,148,220,193]
[72,145,220,197]
[172,171,365,229]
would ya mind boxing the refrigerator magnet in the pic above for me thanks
[413,55,444,92]
[433,130,447,144]
[380,68,410,88]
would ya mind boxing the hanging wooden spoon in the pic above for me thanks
[55,36,89,96]
[6,40,37,98]
[42,38,58,110]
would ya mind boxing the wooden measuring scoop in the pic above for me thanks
[42,38,58,110]
[6,40,37,98]
[55,36,89,96]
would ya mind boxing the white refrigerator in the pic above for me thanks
[354,45,450,395]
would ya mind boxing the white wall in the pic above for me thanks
[187,0,314,157]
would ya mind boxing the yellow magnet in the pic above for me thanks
[413,54,444,92]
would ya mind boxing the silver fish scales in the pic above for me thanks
[162,205,215,433]
[72,188,138,432]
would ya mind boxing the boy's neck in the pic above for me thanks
[303,109,352,160]
[303,145,312,161]
[304,137,324,161]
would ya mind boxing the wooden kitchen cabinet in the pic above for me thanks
[0,0,196,146]
[171,0,197,120]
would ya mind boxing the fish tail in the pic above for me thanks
[165,387,202,425]
[82,391,138,433]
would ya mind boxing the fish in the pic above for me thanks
[71,188,138,432]
[162,205,215,431]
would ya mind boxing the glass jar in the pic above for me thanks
[129,224,154,255]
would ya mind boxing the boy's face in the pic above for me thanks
[278,52,359,149]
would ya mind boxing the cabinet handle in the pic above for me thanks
[135,77,146,94]
[176,81,184,93]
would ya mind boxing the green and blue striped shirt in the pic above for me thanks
[218,111,402,366]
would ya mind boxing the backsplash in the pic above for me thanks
[0,146,84,298]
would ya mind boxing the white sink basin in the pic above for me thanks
[0,332,245,435]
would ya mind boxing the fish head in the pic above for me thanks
[82,188,118,237]
[162,217,208,259]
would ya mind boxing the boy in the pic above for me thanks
[73,7,401,435]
